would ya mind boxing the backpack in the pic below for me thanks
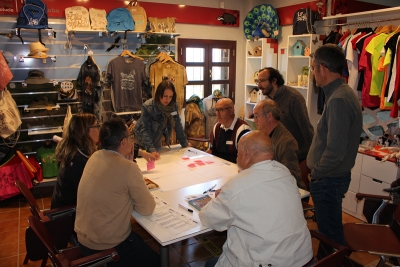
[292,8,318,35]
[16,0,48,29]
[106,8,135,32]
[126,1,147,32]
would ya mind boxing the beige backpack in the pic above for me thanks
[89,8,107,32]
[65,6,91,32]
[126,1,147,32]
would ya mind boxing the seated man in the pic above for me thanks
[74,118,160,267]
[199,131,313,267]
[207,98,251,163]
[254,99,306,190]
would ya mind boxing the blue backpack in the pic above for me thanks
[16,0,48,29]
[107,8,134,32]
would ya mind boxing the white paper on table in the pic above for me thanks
[147,207,199,235]
[151,170,209,192]
[153,195,168,209]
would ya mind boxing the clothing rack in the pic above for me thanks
[323,17,400,27]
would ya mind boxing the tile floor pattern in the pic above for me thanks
[0,186,386,267]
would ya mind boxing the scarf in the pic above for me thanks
[156,101,176,128]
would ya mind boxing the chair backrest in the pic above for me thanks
[310,230,348,267]
[15,180,42,218]
[28,216,61,266]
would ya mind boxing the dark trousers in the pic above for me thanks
[310,173,351,246]
[79,231,160,267]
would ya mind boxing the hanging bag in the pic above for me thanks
[126,1,147,32]
[0,90,22,139]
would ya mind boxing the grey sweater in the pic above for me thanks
[273,85,314,161]
[307,78,362,179]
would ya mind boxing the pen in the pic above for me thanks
[178,204,193,213]
[203,184,217,194]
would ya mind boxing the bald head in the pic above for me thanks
[237,130,274,170]
[253,99,281,134]
[216,97,235,127]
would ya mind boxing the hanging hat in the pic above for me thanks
[27,42,49,57]
[212,90,225,99]
[24,70,51,84]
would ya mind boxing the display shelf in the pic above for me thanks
[285,34,322,128]
[243,39,278,123]
[24,104,60,112]
[28,126,63,136]
[323,6,400,21]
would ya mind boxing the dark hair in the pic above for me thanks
[55,113,97,167]
[259,100,281,121]
[99,117,128,150]
[260,67,285,86]
[311,44,345,75]
[154,80,177,105]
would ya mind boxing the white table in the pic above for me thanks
[132,146,309,267]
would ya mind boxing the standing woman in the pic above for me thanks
[133,80,190,160]
[51,113,99,209]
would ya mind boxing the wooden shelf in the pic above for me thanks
[323,6,400,20]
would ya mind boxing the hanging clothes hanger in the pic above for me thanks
[120,50,144,60]
[156,51,175,64]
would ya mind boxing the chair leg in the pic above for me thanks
[23,253,29,264]
[376,256,387,267]
[40,256,48,267]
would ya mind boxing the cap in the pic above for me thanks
[24,70,51,84]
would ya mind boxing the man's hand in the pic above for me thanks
[151,151,161,160]
[206,149,212,154]
[126,144,134,161]
[188,142,193,147]
[141,151,156,162]
[214,189,221,198]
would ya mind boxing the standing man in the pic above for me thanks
[207,98,251,163]
[257,67,313,162]
[307,44,362,246]
[200,131,313,267]
[75,118,160,267]
[253,99,306,190]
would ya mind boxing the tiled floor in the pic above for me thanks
[0,186,385,267]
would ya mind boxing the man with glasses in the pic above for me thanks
[307,44,362,248]
[75,117,161,267]
[253,99,306,190]
[207,98,251,163]
[257,67,313,163]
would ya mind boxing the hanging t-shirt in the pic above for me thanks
[149,61,188,113]
[36,145,58,178]
[77,60,102,120]
[107,56,146,111]
[365,33,388,96]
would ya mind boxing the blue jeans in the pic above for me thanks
[310,173,350,246]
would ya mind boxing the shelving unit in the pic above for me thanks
[244,38,278,126]
[285,34,322,128]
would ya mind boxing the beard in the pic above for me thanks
[262,84,273,96]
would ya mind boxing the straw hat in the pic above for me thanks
[27,42,49,57]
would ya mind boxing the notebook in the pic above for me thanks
[188,195,212,211]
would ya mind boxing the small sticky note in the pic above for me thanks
[188,163,196,168]
[182,156,190,160]
[147,161,155,171]
[194,160,203,163]
[196,162,205,166]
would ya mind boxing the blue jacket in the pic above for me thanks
[133,98,188,152]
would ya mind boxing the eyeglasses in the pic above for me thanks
[256,78,269,85]
[253,113,268,120]
[215,107,232,113]
[88,123,100,129]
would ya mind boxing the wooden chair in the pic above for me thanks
[28,216,120,267]
[344,195,400,267]
[15,180,76,266]
[309,230,348,267]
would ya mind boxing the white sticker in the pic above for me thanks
[226,141,233,145]
[171,111,177,116]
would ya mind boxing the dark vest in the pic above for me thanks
[210,118,249,163]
